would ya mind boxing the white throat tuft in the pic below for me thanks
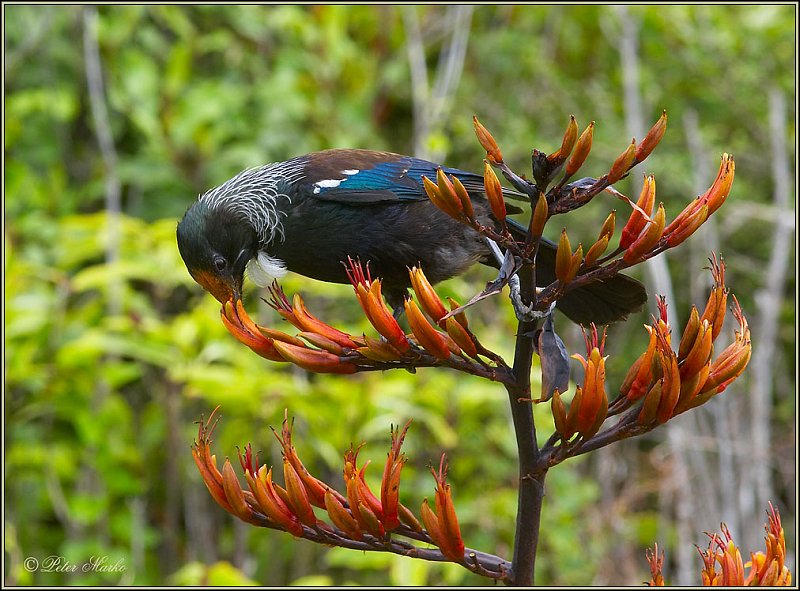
[247,251,288,287]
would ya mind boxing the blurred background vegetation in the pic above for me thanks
[4,4,795,586]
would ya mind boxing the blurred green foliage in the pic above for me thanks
[4,5,795,586]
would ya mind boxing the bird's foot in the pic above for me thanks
[508,274,555,322]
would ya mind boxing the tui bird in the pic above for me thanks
[177,148,646,325]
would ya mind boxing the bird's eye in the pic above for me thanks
[213,255,227,272]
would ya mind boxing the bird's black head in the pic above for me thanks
[177,201,259,303]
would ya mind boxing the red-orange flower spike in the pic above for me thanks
[381,420,411,531]
[273,412,341,508]
[347,259,410,353]
[344,445,384,536]
[655,348,680,423]
[251,465,304,536]
[664,155,735,236]
[608,138,637,184]
[483,160,507,224]
[528,192,549,240]
[572,324,608,437]
[636,110,667,162]
[566,121,594,177]
[405,298,451,360]
[620,175,656,249]
[429,454,465,561]
[192,411,235,514]
[473,115,503,163]
[695,297,751,399]
[409,266,448,324]
[646,544,665,586]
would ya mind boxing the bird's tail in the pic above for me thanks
[506,219,648,325]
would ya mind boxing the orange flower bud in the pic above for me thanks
[623,202,665,264]
[251,466,304,536]
[638,380,662,425]
[483,160,507,223]
[549,115,578,162]
[357,500,386,538]
[555,228,573,283]
[620,175,656,249]
[357,335,405,362]
[446,297,469,330]
[473,115,503,163]
[283,458,317,527]
[409,266,448,324]
[655,350,680,423]
[599,210,616,241]
[297,331,345,355]
[678,306,701,360]
[665,202,708,247]
[272,340,357,374]
[444,316,478,358]
[451,176,474,220]
[291,294,359,349]
[673,360,710,415]
[564,386,583,437]
[436,168,464,217]
[222,459,256,522]
[258,326,307,348]
[324,489,362,539]
[679,321,713,380]
[423,175,461,220]
[528,192,549,239]
[584,234,609,267]
[551,389,568,437]
[636,110,667,162]
[566,121,594,177]
[405,298,451,360]
[621,327,658,401]
[607,138,637,184]
[398,503,423,533]
[421,498,445,549]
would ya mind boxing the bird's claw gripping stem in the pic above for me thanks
[484,237,554,322]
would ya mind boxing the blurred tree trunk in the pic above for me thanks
[403,5,473,161]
